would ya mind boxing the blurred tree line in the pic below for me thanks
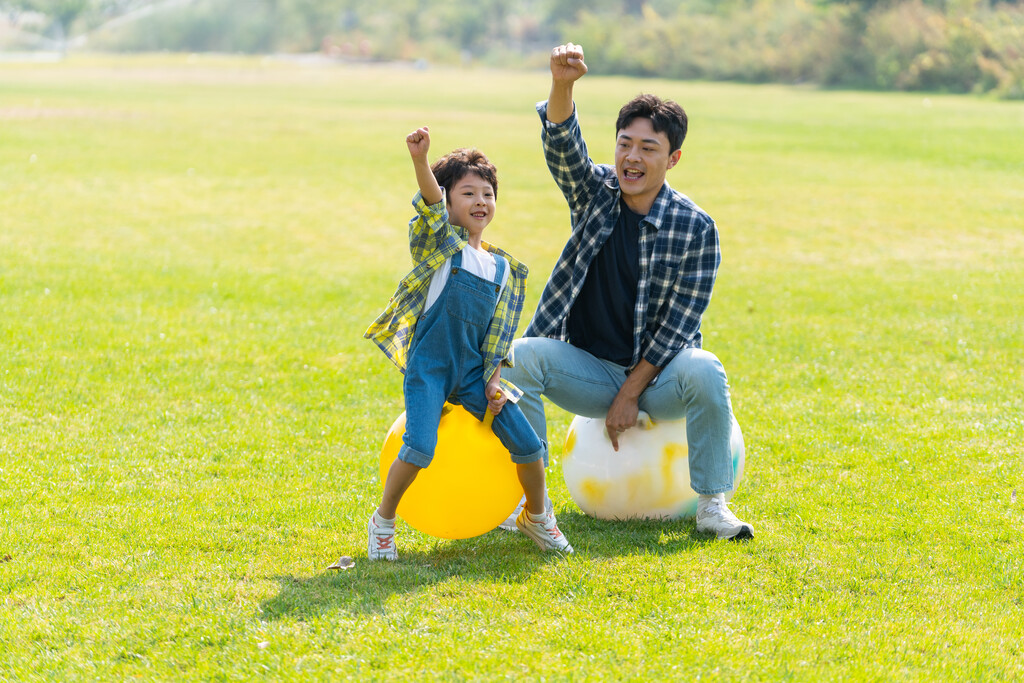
[4,0,1022,98]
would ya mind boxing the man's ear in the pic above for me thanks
[667,149,682,170]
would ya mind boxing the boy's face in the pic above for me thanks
[446,172,496,238]
[614,117,682,213]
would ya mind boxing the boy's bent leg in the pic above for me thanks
[487,401,550,531]
[400,375,446,467]
[515,459,547,515]
[369,457,423,561]
[514,473,574,555]
[367,510,399,561]
[378,458,421,519]
[515,455,575,554]
[490,402,546,465]
[503,337,626,444]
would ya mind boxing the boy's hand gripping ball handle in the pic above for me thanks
[482,392,501,429]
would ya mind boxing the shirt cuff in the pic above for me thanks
[412,188,447,216]
[642,337,682,370]
[536,100,577,135]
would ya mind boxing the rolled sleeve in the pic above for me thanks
[536,100,578,136]
[408,189,459,264]
[642,221,720,367]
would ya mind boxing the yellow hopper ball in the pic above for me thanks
[562,412,746,521]
[379,403,524,539]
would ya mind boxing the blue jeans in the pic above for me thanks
[503,337,735,495]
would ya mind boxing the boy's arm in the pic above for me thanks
[407,126,443,206]
[407,126,461,264]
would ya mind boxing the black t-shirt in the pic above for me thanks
[567,200,642,365]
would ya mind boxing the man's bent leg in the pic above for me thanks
[503,337,626,444]
[640,349,753,539]
[639,348,735,495]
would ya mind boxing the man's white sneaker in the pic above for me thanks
[367,511,398,561]
[498,493,552,531]
[696,494,754,541]
[515,508,574,553]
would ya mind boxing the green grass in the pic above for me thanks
[2,54,1023,680]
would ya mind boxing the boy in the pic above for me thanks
[360,126,573,560]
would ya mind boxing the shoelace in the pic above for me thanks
[702,497,729,517]
[539,517,566,542]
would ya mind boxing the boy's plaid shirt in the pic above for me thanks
[523,102,721,369]
[364,191,529,400]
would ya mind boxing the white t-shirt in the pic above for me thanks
[423,244,509,313]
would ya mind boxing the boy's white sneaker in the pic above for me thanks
[515,508,573,553]
[498,493,552,531]
[367,511,398,561]
[696,494,754,541]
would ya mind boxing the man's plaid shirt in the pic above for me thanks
[365,191,529,399]
[522,102,721,370]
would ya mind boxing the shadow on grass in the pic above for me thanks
[553,510,723,558]
[259,511,725,621]
[259,530,557,620]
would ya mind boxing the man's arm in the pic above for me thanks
[643,220,721,367]
[406,126,443,206]
[605,358,661,452]
[546,43,587,125]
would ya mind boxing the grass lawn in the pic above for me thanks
[1,54,1022,680]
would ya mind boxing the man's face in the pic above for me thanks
[446,172,496,237]
[614,117,682,213]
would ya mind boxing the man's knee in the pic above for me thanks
[506,337,547,384]
[667,348,729,398]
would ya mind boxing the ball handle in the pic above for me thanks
[482,392,501,429]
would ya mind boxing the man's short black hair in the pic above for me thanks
[616,94,688,154]
[431,148,498,200]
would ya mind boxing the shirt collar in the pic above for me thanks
[604,175,673,231]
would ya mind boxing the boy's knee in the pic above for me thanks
[397,444,433,469]
[509,442,546,465]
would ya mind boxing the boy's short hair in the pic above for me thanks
[431,148,499,200]
[616,94,688,154]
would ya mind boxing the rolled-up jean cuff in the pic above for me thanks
[510,442,546,465]
[693,483,734,496]
[397,444,432,468]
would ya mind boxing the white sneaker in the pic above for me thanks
[696,494,754,540]
[515,508,573,553]
[367,511,398,561]
[498,493,552,531]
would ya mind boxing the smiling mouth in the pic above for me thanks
[471,212,487,219]
[623,169,644,181]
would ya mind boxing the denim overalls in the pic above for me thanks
[398,249,545,469]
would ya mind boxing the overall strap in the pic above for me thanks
[491,252,507,287]
[451,249,463,269]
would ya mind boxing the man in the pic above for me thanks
[502,43,753,540]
